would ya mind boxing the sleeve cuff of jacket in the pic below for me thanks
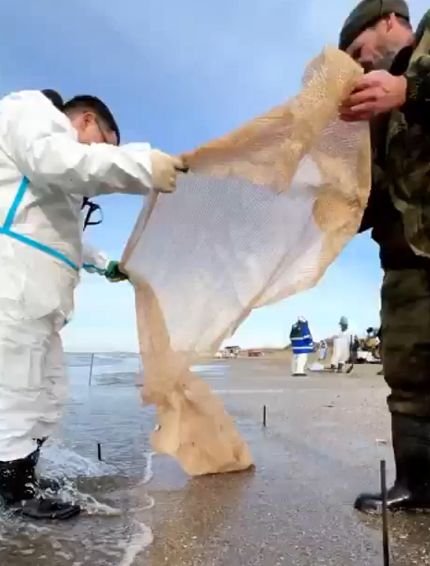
[82,254,110,274]
[405,73,430,104]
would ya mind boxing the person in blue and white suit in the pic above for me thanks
[289,316,314,376]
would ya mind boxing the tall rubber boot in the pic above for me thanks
[355,413,430,514]
[0,451,80,520]
[32,441,63,492]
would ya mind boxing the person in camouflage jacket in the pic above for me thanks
[339,0,430,514]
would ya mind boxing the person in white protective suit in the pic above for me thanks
[330,316,352,373]
[0,89,185,520]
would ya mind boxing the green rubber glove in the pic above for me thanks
[105,261,128,283]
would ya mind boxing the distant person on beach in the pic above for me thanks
[330,316,351,372]
[318,340,328,361]
[289,316,314,376]
[350,335,360,364]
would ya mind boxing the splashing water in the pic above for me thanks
[141,451,155,485]
[40,442,118,478]
[118,520,154,566]
[0,352,161,564]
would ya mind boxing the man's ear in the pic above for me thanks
[385,12,397,32]
[81,112,96,129]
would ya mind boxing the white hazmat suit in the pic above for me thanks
[0,90,154,462]
[331,330,351,369]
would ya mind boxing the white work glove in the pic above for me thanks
[150,150,187,193]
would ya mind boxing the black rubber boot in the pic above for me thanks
[355,414,430,514]
[0,451,80,520]
[32,443,63,493]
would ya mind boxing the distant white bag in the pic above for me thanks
[310,363,325,372]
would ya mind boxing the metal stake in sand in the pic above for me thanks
[263,405,267,428]
[88,353,95,386]
[380,460,390,566]
[97,442,103,462]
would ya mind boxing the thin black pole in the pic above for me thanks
[89,353,95,386]
[263,405,267,428]
[380,460,390,566]
[97,442,102,461]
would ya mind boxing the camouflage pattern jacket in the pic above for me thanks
[383,10,430,260]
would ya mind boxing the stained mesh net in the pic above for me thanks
[122,47,371,476]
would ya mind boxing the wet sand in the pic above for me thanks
[2,356,430,565]
[143,359,430,566]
